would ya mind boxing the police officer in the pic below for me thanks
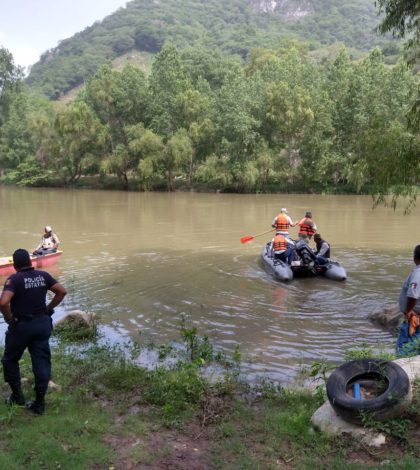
[0,249,66,414]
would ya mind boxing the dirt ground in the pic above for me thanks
[102,404,420,470]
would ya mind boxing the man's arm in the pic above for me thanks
[46,283,67,314]
[52,233,60,248]
[0,290,15,324]
[318,242,329,257]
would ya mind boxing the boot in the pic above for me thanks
[26,389,45,415]
[5,383,25,406]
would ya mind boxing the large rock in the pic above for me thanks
[368,305,403,333]
[54,310,97,340]
[55,310,96,328]
[312,402,386,447]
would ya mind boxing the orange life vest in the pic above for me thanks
[273,235,288,252]
[298,218,315,237]
[275,213,290,232]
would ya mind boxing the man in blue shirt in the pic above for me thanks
[0,249,67,414]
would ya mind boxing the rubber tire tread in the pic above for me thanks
[326,358,410,423]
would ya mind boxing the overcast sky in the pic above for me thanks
[0,0,129,71]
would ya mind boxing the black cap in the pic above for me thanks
[13,249,32,270]
[414,245,420,260]
[314,233,321,240]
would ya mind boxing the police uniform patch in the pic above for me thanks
[410,282,418,289]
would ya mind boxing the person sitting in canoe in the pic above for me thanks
[271,207,297,239]
[270,234,295,264]
[313,233,330,265]
[32,226,60,256]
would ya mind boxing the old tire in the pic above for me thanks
[326,359,411,423]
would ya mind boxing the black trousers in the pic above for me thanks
[2,315,52,394]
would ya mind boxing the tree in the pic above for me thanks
[148,43,191,137]
[0,48,22,102]
[162,129,193,191]
[376,0,419,132]
[0,48,23,149]
[376,0,420,43]
[123,123,164,190]
[40,102,103,185]
[83,64,149,188]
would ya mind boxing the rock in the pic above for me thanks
[368,305,403,332]
[311,402,386,447]
[54,310,97,340]
[47,380,62,392]
[394,355,420,381]
[55,310,96,328]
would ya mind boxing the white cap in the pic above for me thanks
[280,208,288,213]
[45,225,52,232]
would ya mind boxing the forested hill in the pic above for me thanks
[26,0,395,99]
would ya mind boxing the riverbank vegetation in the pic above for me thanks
[0,41,418,198]
[0,325,419,469]
[0,0,419,203]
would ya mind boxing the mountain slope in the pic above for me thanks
[27,0,393,98]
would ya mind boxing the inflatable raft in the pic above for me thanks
[261,240,346,282]
[261,243,294,282]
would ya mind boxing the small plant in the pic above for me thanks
[158,344,174,360]
[53,313,100,342]
[344,341,395,361]
[361,412,412,441]
[309,359,336,387]
[179,315,215,364]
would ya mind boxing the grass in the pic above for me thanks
[0,326,418,469]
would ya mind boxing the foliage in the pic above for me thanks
[344,341,396,361]
[53,314,100,342]
[0,41,418,203]
[3,157,51,187]
[0,337,419,468]
[361,412,412,441]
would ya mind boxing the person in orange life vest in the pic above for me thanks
[297,211,317,242]
[33,226,60,256]
[270,234,295,264]
[313,233,330,265]
[271,208,297,238]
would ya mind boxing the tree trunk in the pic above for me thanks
[167,169,174,192]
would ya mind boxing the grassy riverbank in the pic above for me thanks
[0,332,419,469]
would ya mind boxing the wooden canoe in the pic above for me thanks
[0,250,63,277]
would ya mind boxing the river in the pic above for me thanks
[1,186,419,382]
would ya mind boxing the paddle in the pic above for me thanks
[240,228,275,244]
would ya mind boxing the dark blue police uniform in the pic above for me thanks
[1,267,57,396]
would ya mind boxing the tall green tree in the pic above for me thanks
[83,64,149,188]
[0,48,23,163]
[162,129,193,191]
[148,43,191,137]
[376,0,420,130]
[41,102,103,185]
